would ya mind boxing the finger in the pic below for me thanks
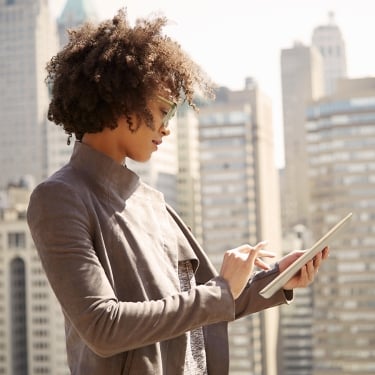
[247,241,269,263]
[257,250,276,258]
[313,252,322,269]
[236,244,254,253]
[237,240,268,254]
[299,264,310,284]
[255,257,271,270]
[305,259,316,281]
[254,240,269,251]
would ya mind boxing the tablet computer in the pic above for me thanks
[259,212,353,299]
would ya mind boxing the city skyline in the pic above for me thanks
[50,0,375,167]
[1,2,374,373]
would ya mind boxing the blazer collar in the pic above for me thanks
[69,141,140,200]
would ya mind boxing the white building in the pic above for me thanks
[306,77,375,374]
[175,103,204,243]
[0,183,68,375]
[198,79,282,375]
[0,0,70,189]
[312,12,347,96]
[57,0,98,46]
[278,225,314,375]
[280,41,324,232]
[279,16,350,374]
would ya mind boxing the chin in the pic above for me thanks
[130,155,152,163]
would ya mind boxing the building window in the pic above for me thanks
[10,257,29,374]
[7,232,26,249]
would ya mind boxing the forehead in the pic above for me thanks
[154,86,176,101]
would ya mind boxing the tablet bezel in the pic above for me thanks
[259,212,353,299]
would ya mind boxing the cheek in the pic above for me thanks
[127,136,153,161]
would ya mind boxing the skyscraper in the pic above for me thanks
[0,182,69,375]
[57,0,98,46]
[312,12,347,96]
[306,77,375,374]
[278,227,315,375]
[280,42,325,232]
[198,78,282,375]
[0,0,64,188]
[279,15,352,375]
[175,103,204,243]
[0,2,100,374]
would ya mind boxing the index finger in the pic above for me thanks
[246,241,269,262]
[257,250,276,258]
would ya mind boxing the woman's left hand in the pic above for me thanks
[279,247,329,290]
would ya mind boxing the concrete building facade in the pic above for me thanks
[0,0,71,188]
[198,79,282,375]
[57,0,98,46]
[280,42,325,233]
[0,184,68,375]
[175,104,204,243]
[306,77,375,375]
[311,12,347,96]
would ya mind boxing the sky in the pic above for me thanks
[49,0,375,167]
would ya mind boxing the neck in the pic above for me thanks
[81,129,124,164]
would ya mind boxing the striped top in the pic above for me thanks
[178,260,208,375]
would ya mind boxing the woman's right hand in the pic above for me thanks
[219,241,275,299]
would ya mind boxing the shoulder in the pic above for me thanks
[30,165,78,200]
[27,165,88,222]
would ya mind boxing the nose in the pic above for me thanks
[160,125,170,137]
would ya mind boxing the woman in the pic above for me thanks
[27,9,328,375]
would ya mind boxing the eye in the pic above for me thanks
[160,106,169,117]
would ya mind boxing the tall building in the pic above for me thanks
[0,0,70,189]
[306,77,375,375]
[0,2,98,374]
[278,226,314,375]
[0,182,68,375]
[57,0,98,46]
[312,12,347,96]
[175,103,204,243]
[280,42,324,232]
[279,16,350,375]
[198,78,282,375]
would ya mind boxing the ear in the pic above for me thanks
[131,114,144,132]
[118,114,141,132]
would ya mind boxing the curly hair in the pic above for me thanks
[46,9,214,142]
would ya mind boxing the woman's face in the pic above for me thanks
[114,94,175,163]
[82,93,176,164]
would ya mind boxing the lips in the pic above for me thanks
[152,140,162,146]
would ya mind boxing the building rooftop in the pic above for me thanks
[58,0,98,26]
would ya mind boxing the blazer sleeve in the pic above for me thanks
[234,265,294,319]
[166,203,293,320]
[27,180,236,358]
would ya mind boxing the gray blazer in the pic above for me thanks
[27,142,291,375]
